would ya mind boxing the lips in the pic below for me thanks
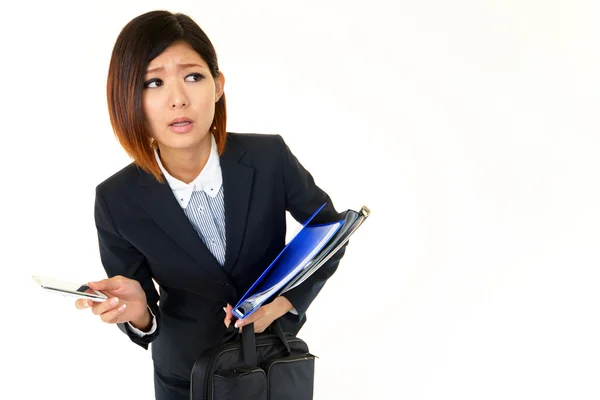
[168,117,194,134]
[169,117,193,126]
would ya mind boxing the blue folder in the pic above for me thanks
[232,203,344,319]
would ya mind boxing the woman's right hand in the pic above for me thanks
[74,275,151,329]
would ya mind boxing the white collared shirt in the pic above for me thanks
[155,133,223,208]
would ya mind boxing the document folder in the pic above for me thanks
[233,204,371,319]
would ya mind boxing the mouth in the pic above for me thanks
[168,118,194,134]
[170,121,191,127]
[169,117,192,126]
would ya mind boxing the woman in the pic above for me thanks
[75,10,347,400]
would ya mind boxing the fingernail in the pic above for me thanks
[234,321,240,328]
[118,304,127,312]
[110,298,119,306]
[223,307,227,313]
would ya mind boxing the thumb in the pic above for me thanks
[75,298,91,310]
[235,307,263,328]
[88,278,121,291]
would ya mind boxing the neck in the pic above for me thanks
[157,135,212,184]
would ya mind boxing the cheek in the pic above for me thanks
[194,94,216,120]
[142,96,162,127]
[194,91,212,106]
[191,84,216,110]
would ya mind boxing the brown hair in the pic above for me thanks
[106,10,227,182]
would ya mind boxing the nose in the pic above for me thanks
[169,82,189,109]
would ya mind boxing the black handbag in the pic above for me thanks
[190,320,316,400]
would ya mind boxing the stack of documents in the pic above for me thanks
[233,204,370,319]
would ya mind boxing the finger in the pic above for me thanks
[91,297,120,316]
[88,278,122,292]
[100,303,127,324]
[223,309,231,328]
[224,304,234,319]
[75,298,91,310]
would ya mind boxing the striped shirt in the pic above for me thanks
[154,134,226,266]
[183,188,226,265]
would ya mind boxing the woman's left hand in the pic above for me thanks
[223,296,294,333]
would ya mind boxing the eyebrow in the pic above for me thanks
[146,63,205,74]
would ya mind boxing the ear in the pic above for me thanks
[215,71,225,102]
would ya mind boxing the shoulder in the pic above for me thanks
[226,132,285,153]
[95,162,142,199]
[225,132,289,167]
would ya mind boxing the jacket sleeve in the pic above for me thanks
[94,185,161,349]
[275,135,348,320]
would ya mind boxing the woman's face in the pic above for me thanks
[142,42,224,153]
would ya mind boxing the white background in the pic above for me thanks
[2,1,599,399]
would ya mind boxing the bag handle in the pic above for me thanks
[241,319,291,366]
[242,322,258,365]
[270,319,292,354]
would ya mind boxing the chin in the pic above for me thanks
[161,133,209,151]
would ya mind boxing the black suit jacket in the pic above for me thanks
[94,132,347,379]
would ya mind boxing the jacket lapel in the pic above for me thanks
[137,168,231,284]
[220,135,254,274]
[136,133,254,282]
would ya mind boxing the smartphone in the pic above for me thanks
[32,275,108,302]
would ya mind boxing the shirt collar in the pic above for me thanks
[154,134,223,208]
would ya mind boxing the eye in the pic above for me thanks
[144,78,163,89]
[185,73,205,82]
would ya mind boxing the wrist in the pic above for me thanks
[130,307,152,331]
[274,296,294,315]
